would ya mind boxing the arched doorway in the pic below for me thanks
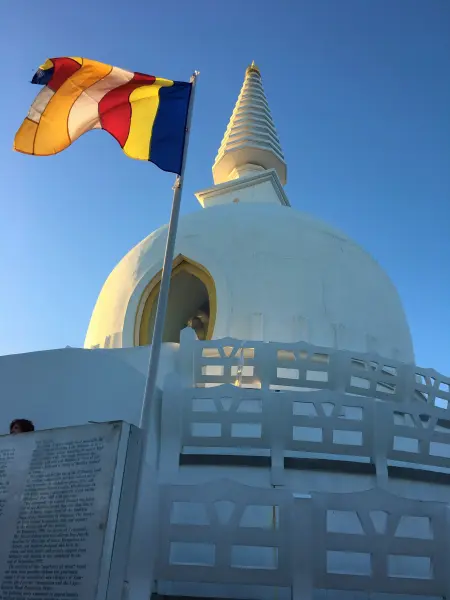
[136,255,216,345]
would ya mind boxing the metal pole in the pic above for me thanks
[139,70,199,431]
[126,72,199,598]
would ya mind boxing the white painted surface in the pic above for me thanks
[0,344,177,435]
[85,202,414,363]
[212,63,287,185]
[195,168,289,208]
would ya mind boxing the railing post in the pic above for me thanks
[291,494,313,600]
[373,400,389,488]
[178,327,197,387]
[158,375,184,482]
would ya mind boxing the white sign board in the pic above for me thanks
[0,421,140,600]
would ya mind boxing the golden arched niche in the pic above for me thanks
[136,255,216,346]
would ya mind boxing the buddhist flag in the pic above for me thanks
[14,57,192,174]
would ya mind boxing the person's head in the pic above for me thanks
[187,309,209,341]
[10,419,35,434]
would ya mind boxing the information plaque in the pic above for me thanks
[0,421,140,600]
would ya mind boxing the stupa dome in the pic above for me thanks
[85,200,413,363]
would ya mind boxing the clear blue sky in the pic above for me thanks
[1,0,449,373]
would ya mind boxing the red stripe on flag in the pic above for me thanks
[48,57,82,92]
[99,73,156,147]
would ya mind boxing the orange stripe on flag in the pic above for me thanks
[13,118,38,154]
[33,59,111,155]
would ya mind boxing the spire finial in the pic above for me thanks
[246,61,260,76]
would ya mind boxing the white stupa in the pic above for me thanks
[3,62,450,600]
[85,62,414,364]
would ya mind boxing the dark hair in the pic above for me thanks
[10,419,35,433]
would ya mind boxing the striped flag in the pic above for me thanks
[14,57,192,174]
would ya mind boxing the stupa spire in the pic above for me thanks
[212,62,287,186]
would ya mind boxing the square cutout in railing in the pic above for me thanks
[350,376,371,390]
[306,370,328,382]
[326,510,364,535]
[415,373,428,386]
[277,350,295,361]
[192,397,217,412]
[383,365,398,377]
[201,365,225,376]
[393,436,419,453]
[332,430,363,446]
[429,441,450,458]
[327,550,371,576]
[277,367,299,380]
[293,426,323,443]
[169,542,215,567]
[170,502,209,525]
[191,422,222,437]
[231,423,262,438]
[435,397,449,409]
[202,348,221,358]
[387,555,432,580]
[231,545,278,570]
[376,382,396,394]
[236,399,262,413]
[351,358,377,372]
[395,516,432,540]
[340,406,363,421]
[393,412,415,427]
[293,402,318,417]
[240,505,279,529]
[312,353,330,364]
[231,365,254,377]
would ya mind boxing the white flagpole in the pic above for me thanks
[139,70,199,432]
[126,72,199,597]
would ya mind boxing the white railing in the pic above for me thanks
[152,331,450,599]
[155,479,450,599]
[159,378,450,486]
[177,329,450,410]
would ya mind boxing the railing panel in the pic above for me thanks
[308,487,447,596]
[191,336,265,388]
[181,385,271,451]
[156,479,293,587]
[179,335,450,410]
[413,366,450,410]
[160,380,284,484]
[156,481,450,597]
[377,399,450,473]
[282,390,375,464]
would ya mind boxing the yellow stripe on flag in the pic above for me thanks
[123,78,173,160]
[14,118,38,154]
[33,59,111,155]
[39,59,54,71]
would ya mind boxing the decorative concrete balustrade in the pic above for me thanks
[178,329,450,409]
[155,479,450,599]
[160,379,450,487]
[152,331,450,599]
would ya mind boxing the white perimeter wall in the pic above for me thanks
[0,345,177,435]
